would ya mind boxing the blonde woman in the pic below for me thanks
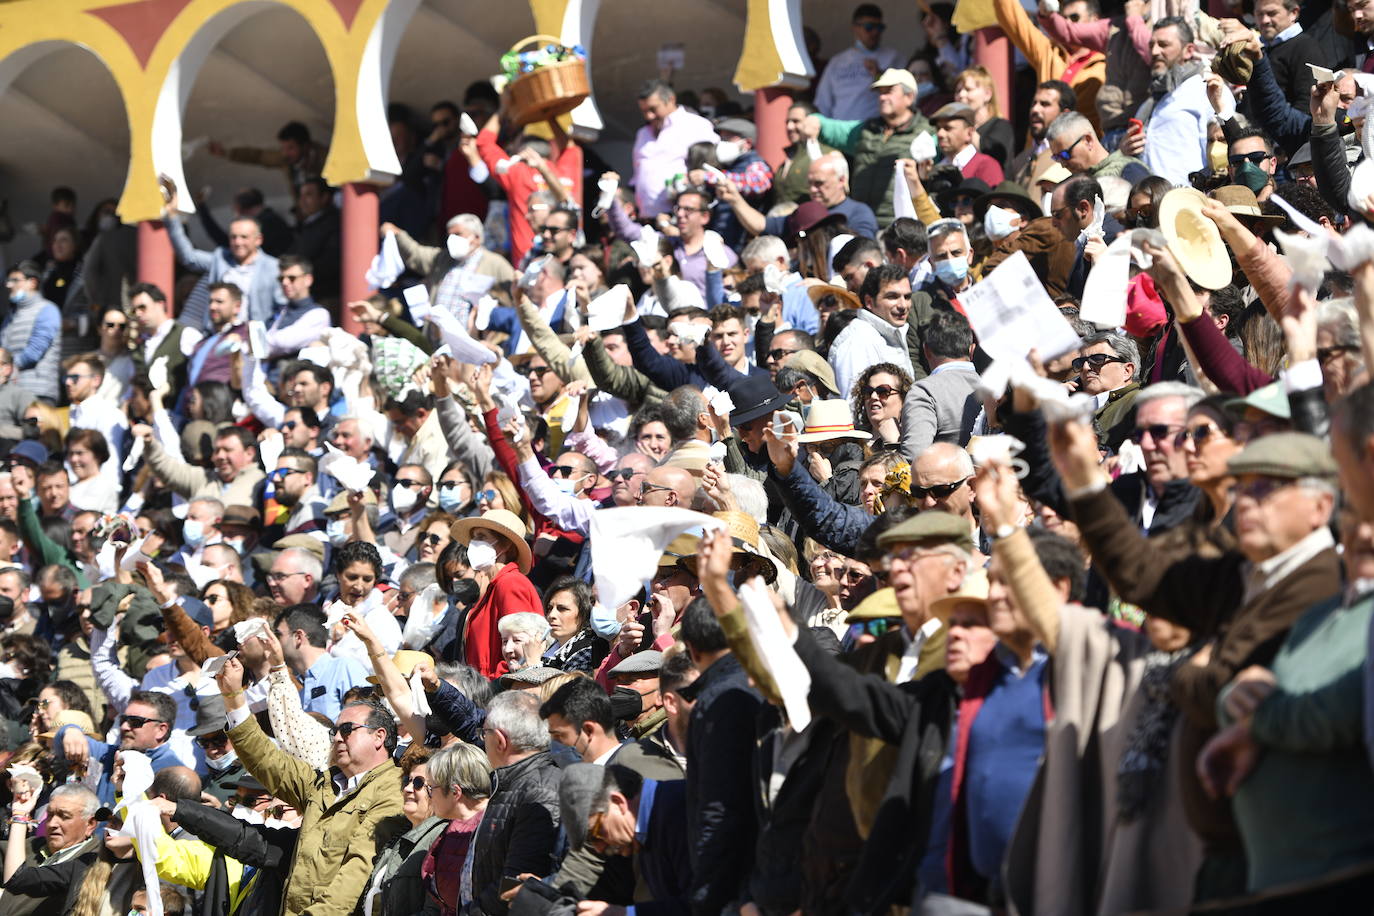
[954,66,1015,169]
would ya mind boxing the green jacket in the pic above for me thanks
[1094,380,1140,450]
[1086,149,1147,180]
[227,714,407,916]
[17,496,88,588]
[817,111,935,226]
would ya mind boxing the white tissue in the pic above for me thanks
[739,576,812,731]
[319,443,377,493]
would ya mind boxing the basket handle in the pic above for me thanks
[507,34,566,55]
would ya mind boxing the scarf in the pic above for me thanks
[1115,644,1196,821]
[1149,59,1204,99]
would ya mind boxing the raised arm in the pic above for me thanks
[975,463,1062,652]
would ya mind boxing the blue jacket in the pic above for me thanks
[631,779,693,916]
[623,318,769,393]
[487,290,574,357]
[52,725,190,806]
[167,216,286,328]
[1247,55,1311,156]
[769,458,871,557]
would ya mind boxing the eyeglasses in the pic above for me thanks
[439,480,465,491]
[910,477,968,500]
[1130,423,1185,445]
[636,483,675,503]
[549,466,581,478]
[766,348,799,363]
[862,384,901,399]
[1175,423,1223,447]
[420,533,445,546]
[606,468,642,482]
[121,714,165,729]
[281,421,299,431]
[839,566,871,584]
[1053,134,1089,163]
[476,489,498,504]
[195,732,230,750]
[1228,151,1272,166]
[1318,344,1359,364]
[405,775,428,792]
[672,205,709,215]
[328,722,372,740]
[1234,476,1296,502]
[1071,353,1126,372]
[266,571,308,584]
[1120,207,1152,228]
[279,273,308,284]
[394,479,426,489]
[63,374,93,384]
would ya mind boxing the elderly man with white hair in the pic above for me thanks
[720,152,879,241]
[499,611,554,673]
[380,213,516,303]
[3,782,101,909]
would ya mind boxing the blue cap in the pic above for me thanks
[180,597,214,630]
[7,440,49,467]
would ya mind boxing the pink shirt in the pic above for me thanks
[632,106,719,218]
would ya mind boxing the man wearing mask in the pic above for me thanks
[186,283,250,387]
[1,262,62,401]
[924,219,976,319]
[714,118,774,204]
[266,256,331,359]
[164,184,285,329]
[1124,17,1233,185]
[1226,128,1278,201]
[382,214,516,303]
[385,391,448,498]
[814,4,904,120]
[380,464,433,558]
[172,497,224,567]
[287,179,341,301]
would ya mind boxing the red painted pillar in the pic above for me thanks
[138,220,176,314]
[340,182,379,336]
[973,27,1014,123]
[754,86,794,172]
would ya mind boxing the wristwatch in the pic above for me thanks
[993,524,1017,540]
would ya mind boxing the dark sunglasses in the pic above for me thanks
[766,348,798,363]
[104,321,128,330]
[1228,151,1272,166]
[1318,344,1358,364]
[195,732,230,750]
[420,533,445,546]
[1071,353,1126,372]
[911,477,968,500]
[270,467,305,481]
[439,480,465,491]
[405,775,428,792]
[1130,423,1184,445]
[857,21,886,31]
[862,384,901,399]
[121,714,164,729]
[520,365,554,378]
[328,722,372,740]
[1175,423,1223,447]
[606,468,641,482]
[1053,134,1089,163]
[548,466,581,478]
[394,479,425,489]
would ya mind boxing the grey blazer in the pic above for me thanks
[899,362,982,462]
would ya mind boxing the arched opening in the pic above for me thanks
[0,41,131,265]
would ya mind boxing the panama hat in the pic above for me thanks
[927,567,990,623]
[1157,187,1232,290]
[795,400,872,444]
[39,709,100,742]
[677,511,777,584]
[450,509,533,574]
[366,650,434,685]
[806,283,862,312]
[1209,185,1285,229]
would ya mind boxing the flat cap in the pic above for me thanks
[715,117,757,142]
[272,534,327,563]
[876,510,975,554]
[930,103,977,124]
[609,650,664,676]
[221,505,262,528]
[497,665,563,688]
[1227,431,1337,479]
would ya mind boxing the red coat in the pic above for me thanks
[475,128,584,267]
[960,151,1005,186]
[463,563,543,677]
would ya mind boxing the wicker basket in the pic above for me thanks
[504,34,590,127]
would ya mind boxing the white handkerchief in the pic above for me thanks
[366,232,405,289]
[123,435,145,473]
[171,493,190,519]
[1116,438,1147,475]
[561,395,581,433]
[702,386,735,418]
[1078,196,1106,243]
[586,285,632,332]
[259,434,285,478]
[702,230,732,270]
[459,112,478,136]
[1079,233,1133,329]
[668,320,707,346]
[429,308,498,366]
[707,441,728,462]
[474,295,497,331]
[409,669,432,717]
[1308,63,1345,83]
[233,618,270,645]
[201,652,235,677]
[910,132,937,163]
[299,346,331,368]
[739,577,812,731]
[763,264,788,295]
[319,443,377,493]
[630,226,662,267]
[7,764,42,793]
[248,321,270,360]
[588,507,725,614]
[402,584,447,650]
[805,138,823,160]
[403,285,432,324]
[148,357,169,393]
[120,537,153,572]
[892,161,918,222]
[118,751,156,808]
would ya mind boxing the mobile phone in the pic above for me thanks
[1128,118,1143,134]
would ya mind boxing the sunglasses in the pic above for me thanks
[328,722,372,740]
[104,321,127,330]
[606,468,641,482]
[1228,151,1272,166]
[420,533,445,546]
[439,480,465,491]
[476,489,498,504]
[270,467,305,481]
[636,482,676,503]
[766,348,798,363]
[394,479,425,489]
[839,567,870,584]
[1053,134,1089,163]
[195,732,230,750]
[121,714,165,729]
[1130,423,1184,445]
[520,365,554,378]
[549,466,581,478]
[1175,423,1223,446]
[862,384,901,399]
[405,775,429,792]
[1071,353,1126,372]
[857,21,886,31]
[911,477,968,500]
[1318,344,1359,364]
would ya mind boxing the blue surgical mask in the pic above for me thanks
[221,537,246,554]
[183,520,206,548]
[8,290,26,305]
[438,489,466,513]
[590,602,623,639]
[934,256,969,286]
[326,519,348,547]
[205,749,238,771]
[552,476,578,497]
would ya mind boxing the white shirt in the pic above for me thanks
[896,617,944,683]
[814,44,904,121]
[69,395,129,464]
[144,318,203,362]
[950,144,977,171]
[1139,72,1234,186]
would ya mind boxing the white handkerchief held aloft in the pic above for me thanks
[1308,63,1346,83]
[588,507,725,614]
[459,112,478,136]
[409,668,432,717]
[805,138,823,160]
[120,537,154,572]
[233,618,270,646]
[763,263,788,296]
[248,321,270,360]
[702,230,733,270]
[630,226,662,267]
[668,320,708,346]
[586,285,632,332]
[429,308,498,366]
[7,764,42,794]
[1116,438,1147,475]
[201,651,236,678]
[473,295,497,331]
[148,357,169,393]
[702,385,735,418]
[402,584,447,650]
[123,435,145,473]
[707,441,728,462]
[1273,228,1328,294]
[118,751,156,810]
[403,285,432,324]
[961,251,1081,364]
[592,175,619,218]
[366,231,405,289]
[1079,233,1133,329]
[910,131,937,163]
[738,576,812,731]
[892,161,918,222]
[319,443,376,494]
[561,395,581,433]
[299,345,332,368]
[259,434,285,480]
[1078,196,1106,243]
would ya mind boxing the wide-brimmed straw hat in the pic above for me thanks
[1157,187,1232,290]
[450,509,533,574]
[795,400,872,444]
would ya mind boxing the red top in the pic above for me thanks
[961,152,1005,187]
[463,562,543,677]
[475,129,584,267]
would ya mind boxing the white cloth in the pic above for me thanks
[814,44,904,120]
[366,232,405,289]
[1139,73,1234,186]
[587,506,724,613]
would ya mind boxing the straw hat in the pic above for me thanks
[1157,187,1232,290]
[927,568,990,623]
[677,511,778,584]
[845,586,901,622]
[450,509,533,574]
[39,709,100,742]
[1033,162,1072,186]
[806,283,862,312]
[657,533,703,574]
[1209,185,1284,229]
[366,649,434,685]
[795,400,872,444]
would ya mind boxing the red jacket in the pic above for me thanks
[463,563,543,677]
[960,152,1005,186]
[475,129,583,267]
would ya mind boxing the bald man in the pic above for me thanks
[912,442,977,525]
[638,466,697,508]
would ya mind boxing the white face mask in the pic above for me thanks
[467,536,498,570]
[205,749,238,771]
[983,205,1021,241]
[391,482,419,515]
[183,519,207,548]
[326,519,349,547]
[231,806,264,825]
[715,140,742,166]
[447,234,472,260]
[552,476,579,497]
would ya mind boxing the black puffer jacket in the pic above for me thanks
[467,751,563,916]
[171,798,297,916]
